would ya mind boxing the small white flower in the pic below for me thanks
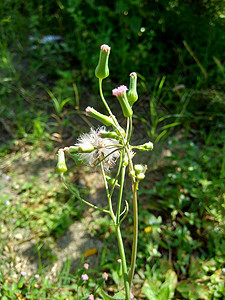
[180,194,185,200]
[76,127,120,171]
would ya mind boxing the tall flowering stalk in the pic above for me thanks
[56,44,153,300]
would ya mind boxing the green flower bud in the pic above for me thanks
[112,85,133,118]
[56,149,68,174]
[68,144,95,153]
[134,164,147,181]
[134,164,145,175]
[127,72,138,106]
[68,146,79,153]
[78,144,95,153]
[95,44,110,80]
[138,142,154,151]
[99,131,119,139]
[85,106,113,126]
[137,173,145,180]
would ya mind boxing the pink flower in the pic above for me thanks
[85,106,92,116]
[34,274,39,279]
[102,272,108,280]
[84,263,89,270]
[96,298,102,300]
[112,85,128,97]
[117,258,122,263]
[89,295,94,300]
[82,274,89,281]
[130,292,134,299]
[21,272,27,276]
[101,44,111,52]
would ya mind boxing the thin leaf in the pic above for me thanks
[160,122,181,130]
[155,130,167,143]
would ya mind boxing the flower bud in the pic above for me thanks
[95,44,110,80]
[98,131,119,140]
[56,149,68,174]
[137,173,145,180]
[85,106,113,126]
[78,144,95,153]
[127,72,138,106]
[69,144,95,153]
[68,146,79,153]
[134,164,145,175]
[134,164,147,181]
[139,142,154,151]
[112,85,133,118]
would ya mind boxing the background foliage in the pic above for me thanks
[0,0,224,299]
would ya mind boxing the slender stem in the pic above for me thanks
[100,163,115,220]
[99,79,126,144]
[125,117,130,143]
[115,226,130,300]
[110,151,123,197]
[99,79,113,116]
[118,200,129,226]
[127,116,133,144]
[61,175,110,214]
[128,181,138,286]
[116,157,126,224]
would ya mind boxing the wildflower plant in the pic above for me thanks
[56,44,153,299]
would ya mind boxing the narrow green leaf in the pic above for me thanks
[155,130,167,143]
[160,122,181,130]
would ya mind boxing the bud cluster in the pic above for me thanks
[134,164,147,180]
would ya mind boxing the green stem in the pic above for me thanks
[127,116,133,144]
[99,79,113,116]
[115,226,130,300]
[128,181,138,286]
[99,79,126,144]
[100,163,115,220]
[125,117,130,142]
[116,157,126,224]
[110,151,123,197]
[62,175,110,214]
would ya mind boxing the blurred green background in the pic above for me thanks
[0,1,225,299]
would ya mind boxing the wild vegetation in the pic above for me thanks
[0,1,224,299]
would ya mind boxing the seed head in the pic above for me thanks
[76,127,120,171]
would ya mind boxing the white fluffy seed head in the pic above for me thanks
[75,127,120,171]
